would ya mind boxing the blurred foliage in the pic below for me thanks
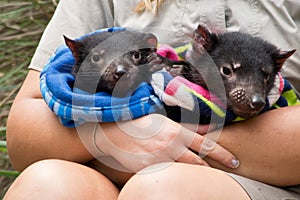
[0,0,57,197]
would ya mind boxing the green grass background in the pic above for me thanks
[0,0,57,197]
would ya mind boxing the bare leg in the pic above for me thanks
[4,159,119,200]
[119,163,250,200]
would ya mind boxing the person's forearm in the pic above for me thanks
[207,105,300,186]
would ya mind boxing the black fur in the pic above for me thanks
[64,30,166,97]
[174,25,296,118]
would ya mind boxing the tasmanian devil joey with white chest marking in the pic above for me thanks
[172,25,296,119]
[64,29,165,97]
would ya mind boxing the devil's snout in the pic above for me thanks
[250,94,265,110]
[115,65,127,77]
[229,87,266,118]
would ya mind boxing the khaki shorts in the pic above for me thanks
[227,173,300,200]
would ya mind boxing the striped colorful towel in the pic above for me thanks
[150,70,300,124]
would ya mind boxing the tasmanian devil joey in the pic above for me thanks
[64,29,166,97]
[174,25,296,119]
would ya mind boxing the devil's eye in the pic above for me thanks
[91,53,101,63]
[264,74,270,81]
[262,71,270,82]
[132,51,142,61]
[221,66,232,76]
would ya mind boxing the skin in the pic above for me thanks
[207,113,300,186]
[4,69,300,199]
[5,160,250,200]
[4,159,119,200]
[119,163,251,200]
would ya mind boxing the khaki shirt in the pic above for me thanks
[29,0,300,92]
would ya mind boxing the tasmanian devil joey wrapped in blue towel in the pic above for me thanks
[64,29,167,97]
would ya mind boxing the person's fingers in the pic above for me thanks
[186,132,239,169]
[180,123,217,135]
[175,149,210,167]
[205,142,240,168]
[197,123,217,134]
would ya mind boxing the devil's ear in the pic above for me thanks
[63,35,82,61]
[273,49,296,70]
[193,25,218,52]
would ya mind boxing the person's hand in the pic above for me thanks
[89,114,239,172]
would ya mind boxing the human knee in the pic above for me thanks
[119,163,172,199]
[119,163,250,200]
[4,159,73,199]
[119,163,210,200]
[5,159,120,200]
[20,159,73,184]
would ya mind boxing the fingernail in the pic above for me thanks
[231,159,240,168]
